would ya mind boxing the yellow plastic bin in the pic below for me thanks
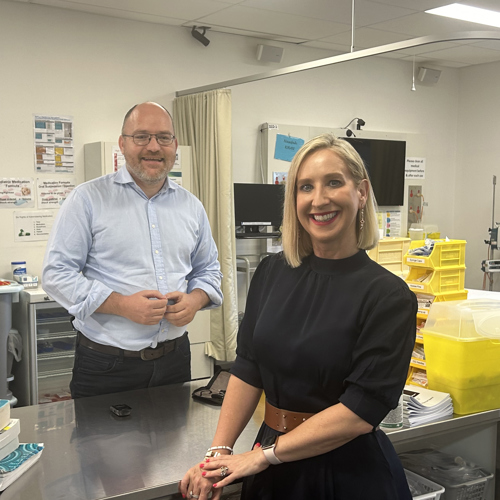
[421,299,500,414]
[406,267,465,295]
[404,239,466,270]
[367,237,411,277]
[415,291,469,319]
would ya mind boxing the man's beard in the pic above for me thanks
[126,158,172,185]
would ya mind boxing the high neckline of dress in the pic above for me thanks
[308,250,370,274]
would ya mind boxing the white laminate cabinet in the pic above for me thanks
[186,309,214,380]
[11,288,73,406]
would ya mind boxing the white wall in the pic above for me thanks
[0,0,336,280]
[1,0,496,294]
[456,61,500,291]
[230,57,463,307]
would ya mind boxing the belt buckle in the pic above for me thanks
[140,347,163,361]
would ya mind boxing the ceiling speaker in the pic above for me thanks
[417,67,441,84]
[256,44,284,63]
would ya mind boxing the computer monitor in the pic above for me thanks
[343,137,406,206]
[234,183,284,237]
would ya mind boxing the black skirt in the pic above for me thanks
[241,424,411,500]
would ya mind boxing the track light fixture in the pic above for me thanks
[343,117,365,137]
[191,26,211,47]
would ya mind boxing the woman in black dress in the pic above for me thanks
[180,134,417,500]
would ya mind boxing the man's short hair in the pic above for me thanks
[121,103,174,134]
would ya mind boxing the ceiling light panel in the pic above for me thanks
[426,3,500,28]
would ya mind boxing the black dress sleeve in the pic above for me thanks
[339,278,417,427]
[230,255,276,389]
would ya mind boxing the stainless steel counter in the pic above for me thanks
[4,381,500,500]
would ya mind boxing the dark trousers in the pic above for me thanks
[70,333,191,398]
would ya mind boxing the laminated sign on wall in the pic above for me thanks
[274,134,305,162]
[0,179,35,208]
[34,114,74,174]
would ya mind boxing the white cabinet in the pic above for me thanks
[187,309,213,380]
[11,288,73,406]
[83,141,122,180]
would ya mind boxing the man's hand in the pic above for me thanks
[163,289,210,327]
[97,290,168,325]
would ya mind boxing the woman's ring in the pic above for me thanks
[220,465,229,477]
[189,492,200,499]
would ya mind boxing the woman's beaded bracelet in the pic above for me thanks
[205,445,234,458]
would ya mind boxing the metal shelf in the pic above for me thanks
[37,351,75,361]
[37,368,73,379]
[37,331,76,341]
[37,316,72,325]
[236,253,274,294]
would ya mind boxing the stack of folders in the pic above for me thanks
[403,385,453,427]
[0,400,44,491]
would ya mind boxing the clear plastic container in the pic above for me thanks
[421,299,500,414]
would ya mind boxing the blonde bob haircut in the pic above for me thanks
[282,133,379,268]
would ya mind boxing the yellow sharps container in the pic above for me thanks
[421,299,500,415]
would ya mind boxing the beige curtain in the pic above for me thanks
[173,89,238,362]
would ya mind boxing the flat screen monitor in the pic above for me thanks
[234,183,284,237]
[343,137,406,206]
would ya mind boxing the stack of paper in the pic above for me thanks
[0,400,10,431]
[0,419,21,462]
[403,385,453,427]
[0,443,44,491]
[0,400,44,491]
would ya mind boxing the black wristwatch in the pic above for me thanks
[261,435,283,465]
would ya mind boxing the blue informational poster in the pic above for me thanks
[274,134,305,162]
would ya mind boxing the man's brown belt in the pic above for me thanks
[76,331,187,361]
[264,400,315,433]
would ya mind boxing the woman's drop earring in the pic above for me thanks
[359,208,365,232]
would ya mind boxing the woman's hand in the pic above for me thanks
[201,445,270,491]
[179,461,220,500]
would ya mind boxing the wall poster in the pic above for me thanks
[13,210,57,241]
[37,178,76,207]
[34,114,74,174]
[0,178,35,208]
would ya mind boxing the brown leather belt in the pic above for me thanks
[77,331,187,361]
[264,400,315,433]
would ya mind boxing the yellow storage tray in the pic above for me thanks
[406,267,465,295]
[415,290,469,319]
[421,299,500,414]
[404,239,466,269]
[367,237,411,277]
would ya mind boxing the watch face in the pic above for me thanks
[261,435,277,449]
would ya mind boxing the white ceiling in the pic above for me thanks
[8,0,500,67]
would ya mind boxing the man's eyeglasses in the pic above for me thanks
[122,133,176,146]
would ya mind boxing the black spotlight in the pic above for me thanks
[191,26,210,47]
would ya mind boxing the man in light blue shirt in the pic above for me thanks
[43,102,223,398]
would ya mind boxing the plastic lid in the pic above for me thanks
[475,311,500,339]
[11,261,26,265]
[465,300,500,340]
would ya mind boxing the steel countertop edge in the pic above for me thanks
[6,381,500,500]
